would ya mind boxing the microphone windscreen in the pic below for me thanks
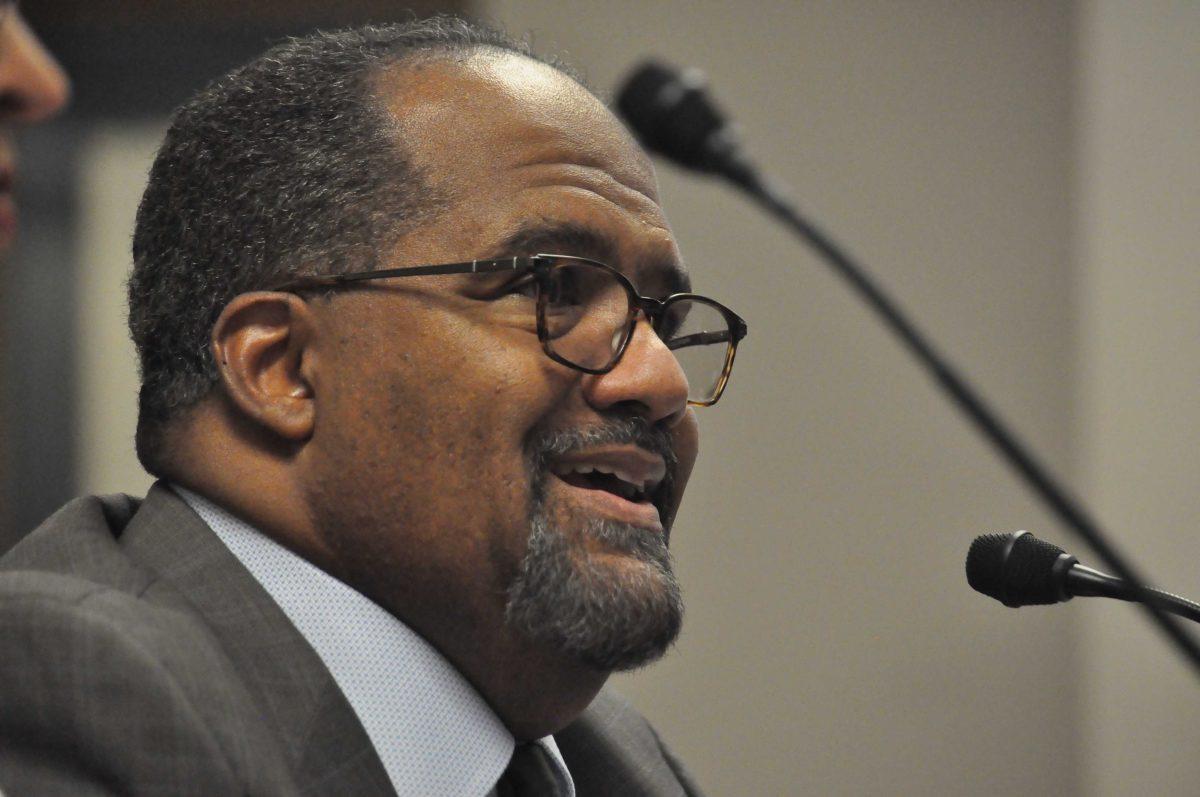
[615,62,731,174]
[965,533,1013,600]
[966,532,1068,607]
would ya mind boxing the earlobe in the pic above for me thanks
[211,292,317,442]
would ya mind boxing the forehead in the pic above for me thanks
[375,51,686,292]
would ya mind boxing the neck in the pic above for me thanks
[431,620,609,740]
[163,397,335,569]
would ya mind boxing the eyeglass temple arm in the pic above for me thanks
[269,257,537,291]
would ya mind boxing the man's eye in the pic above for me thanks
[499,276,538,300]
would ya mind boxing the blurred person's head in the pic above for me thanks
[0,1,71,250]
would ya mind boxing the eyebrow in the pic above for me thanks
[492,221,692,296]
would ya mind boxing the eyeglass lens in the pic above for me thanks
[660,298,733,403]
[539,259,734,403]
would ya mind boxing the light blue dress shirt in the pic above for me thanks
[175,487,575,797]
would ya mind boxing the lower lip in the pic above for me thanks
[549,475,664,533]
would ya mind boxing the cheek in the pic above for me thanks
[315,310,572,538]
[303,301,591,617]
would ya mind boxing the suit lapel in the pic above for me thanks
[120,483,395,796]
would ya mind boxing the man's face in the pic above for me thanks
[0,4,70,251]
[301,53,700,673]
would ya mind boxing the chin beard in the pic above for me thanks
[503,510,684,672]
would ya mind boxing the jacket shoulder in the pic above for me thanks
[0,494,299,796]
[557,688,706,797]
[1,493,147,592]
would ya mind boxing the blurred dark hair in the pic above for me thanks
[128,17,567,476]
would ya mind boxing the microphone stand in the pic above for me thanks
[727,163,1200,677]
[1069,564,1200,625]
[616,61,1200,675]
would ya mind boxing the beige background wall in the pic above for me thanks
[1076,2,1200,794]
[76,126,160,500]
[72,2,1197,794]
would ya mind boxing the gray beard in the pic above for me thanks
[504,417,686,672]
[505,417,685,672]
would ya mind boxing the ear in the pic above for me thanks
[211,292,318,442]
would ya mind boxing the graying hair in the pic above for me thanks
[127,17,572,475]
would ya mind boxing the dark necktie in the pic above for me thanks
[494,742,563,797]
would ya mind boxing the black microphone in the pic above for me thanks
[966,531,1200,623]
[616,62,760,190]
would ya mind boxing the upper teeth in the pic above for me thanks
[556,463,654,494]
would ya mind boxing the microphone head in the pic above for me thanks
[615,61,745,178]
[966,531,1074,607]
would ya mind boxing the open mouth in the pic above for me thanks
[547,448,668,531]
[554,465,654,504]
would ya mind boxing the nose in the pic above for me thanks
[0,12,71,125]
[582,316,691,427]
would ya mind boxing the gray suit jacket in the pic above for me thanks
[0,484,703,796]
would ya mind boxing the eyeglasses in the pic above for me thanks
[269,254,747,406]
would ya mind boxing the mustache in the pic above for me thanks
[525,414,679,511]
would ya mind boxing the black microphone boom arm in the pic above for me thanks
[615,60,1200,677]
[1071,566,1200,624]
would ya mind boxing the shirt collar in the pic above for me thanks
[174,487,574,797]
